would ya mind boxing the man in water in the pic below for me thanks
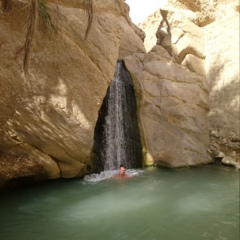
[113,164,130,179]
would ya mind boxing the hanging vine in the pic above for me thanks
[1,0,94,75]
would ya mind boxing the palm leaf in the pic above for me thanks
[15,0,38,75]
[38,0,54,30]
[13,0,92,75]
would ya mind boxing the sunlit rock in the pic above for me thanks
[137,0,240,168]
[0,0,145,183]
[124,45,211,167]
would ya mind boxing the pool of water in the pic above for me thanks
[0,165,239,240]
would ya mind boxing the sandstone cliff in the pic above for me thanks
[124,46,211,167]
[139,0,239,168]
[0,0,238,189]
[0,0,145,186]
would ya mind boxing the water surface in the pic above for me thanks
[0,165,239,240]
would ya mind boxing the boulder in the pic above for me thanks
[222,157,240,170]
[124,45,211,167]
[182,54,206,76]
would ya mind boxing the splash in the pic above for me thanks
[83,169,143,183]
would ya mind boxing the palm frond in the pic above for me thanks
[38,0,54,31]
[15,0,38,75]
[83,0,93,40]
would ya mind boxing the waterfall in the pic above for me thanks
[104,61,127,170]
[93,60,142,171]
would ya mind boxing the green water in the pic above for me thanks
[0,165,239,240]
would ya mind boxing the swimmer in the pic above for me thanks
[113,164,130,179]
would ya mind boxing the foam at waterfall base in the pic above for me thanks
[83,169,143,183]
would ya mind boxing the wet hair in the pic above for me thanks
[119,164,127,169]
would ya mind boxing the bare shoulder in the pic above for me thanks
[113,174,131,179]
[113,174,120,179]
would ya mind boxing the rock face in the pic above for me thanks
[140,0,239,168]
[204,15,240,169]
[138,10,163,52]
[124,46,211,167]
[0,0,145,184]
[1,0,238,188]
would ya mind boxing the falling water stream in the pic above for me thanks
[0,166,239,240]
[93,60,142,171]
[104,60,127,170]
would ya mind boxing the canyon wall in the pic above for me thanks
[0,0,145,185]
[139,0,239,168]
[0,0,239,188]
[124,46,211,167]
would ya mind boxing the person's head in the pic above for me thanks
[119,164,127,176]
